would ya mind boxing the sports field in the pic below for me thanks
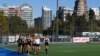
[2,43,100,56]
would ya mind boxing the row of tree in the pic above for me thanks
[43,8,100,36]
[0,11,28,35]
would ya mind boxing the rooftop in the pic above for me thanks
[43,6,51,11]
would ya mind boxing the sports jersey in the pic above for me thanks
[17,38,22,44]
[44,38,50,43]
[34,38,40,44]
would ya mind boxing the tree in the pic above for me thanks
[8,16,28,34]
[0,11,8,34]
[32,26,43,34]
[63,13,73,35]
[89,8,95,32]
[53,17,63,35]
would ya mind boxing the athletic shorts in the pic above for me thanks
[24,43,27,45]
[18,43,22,47]
[22,43,25,47]
[35,44,40,47]
[32,43,36,46]
[45,42,49,46]
[28,43,31,46]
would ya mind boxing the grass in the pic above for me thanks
[4,43,100,56]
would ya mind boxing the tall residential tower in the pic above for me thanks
[74,0,87,16]
[42,6,52,30]
[20,3,34,28]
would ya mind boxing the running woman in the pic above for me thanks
[25,35,32,55]
[31,34,36,52]
[34,34,40,55]
[43,35,50,54]
[21,35,26,53]
[17,37,23,55]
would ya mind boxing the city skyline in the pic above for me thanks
[0,0,100,19]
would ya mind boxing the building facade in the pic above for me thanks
[8,6,21,16]
[34,17,42,29]
[57,6,73,22]
[0,5,9,16]
[42,6,52,30]
[63,7,73,22]
[91,8,100,20]
[74,0,87,16]
[0,3,34,28]
[0,5,21,17]
[20,3,33,28]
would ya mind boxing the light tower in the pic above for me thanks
[55,0,59,41]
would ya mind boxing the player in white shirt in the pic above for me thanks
[34,34,40,55]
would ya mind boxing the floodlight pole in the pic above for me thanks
[56,0,59,41]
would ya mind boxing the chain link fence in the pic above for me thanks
[0,34,100,44]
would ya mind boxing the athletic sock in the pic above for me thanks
[22,48,24,53]
[27,50,29,54]
[18,52,19,55]
[22,50,23,54]
[37,52,38,55]
[45,49,48,54]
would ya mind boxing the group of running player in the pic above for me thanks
[17,34,50,55]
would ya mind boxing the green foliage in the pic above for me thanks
[89,8,95,20]
[88,8,97,32]
[8,16,28,34]
[0,11,8,34]
[32,26,43,34]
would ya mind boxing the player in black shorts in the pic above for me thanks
[17,37,23,55]
[31,35,36,52]
[25,35,32,55]
[43,35,50,54]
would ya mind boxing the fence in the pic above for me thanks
[0,34,100,44]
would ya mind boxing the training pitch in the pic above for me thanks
[1,43,100,56]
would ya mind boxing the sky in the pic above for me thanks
[0,0,100,19]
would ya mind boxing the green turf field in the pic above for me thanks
[4,43,100,56]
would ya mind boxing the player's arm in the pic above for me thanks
[48,38,50,43]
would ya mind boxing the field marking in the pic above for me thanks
[0,47,27,56]
[63,50,78,53]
